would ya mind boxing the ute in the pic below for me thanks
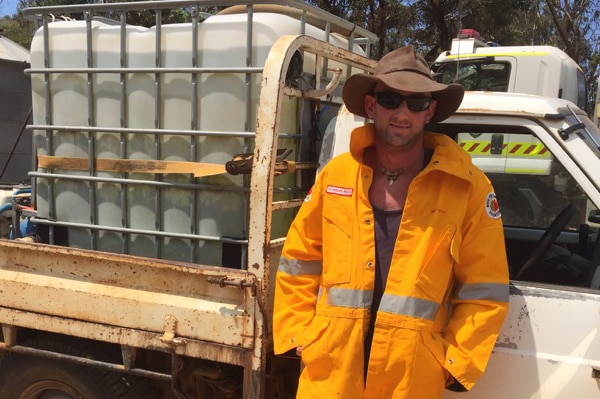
[0,2,599,399]
[439,93,600,398]
[431,29,587,109]
[428,41,600,398]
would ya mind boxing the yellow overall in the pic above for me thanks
[274,125,509,398]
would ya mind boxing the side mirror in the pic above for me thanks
[588,209,600,224]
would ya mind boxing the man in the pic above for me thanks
[273,44,509,399]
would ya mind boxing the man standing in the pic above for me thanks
[273,44,509,399]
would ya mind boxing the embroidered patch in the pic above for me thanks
[485,192,501,219]
[304,187,313,202]
[326,185,353,197]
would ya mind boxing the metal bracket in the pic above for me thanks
[1,324,18,347]
[559,105,600,151]
[558,122,586,140]
[121,345,137,370]
[160,315,186,346]
[225,148,316,176]
[283,67,343,99]
[207,275,257,297]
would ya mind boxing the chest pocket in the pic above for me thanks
[415,225,461,302]
[322,193,353,286]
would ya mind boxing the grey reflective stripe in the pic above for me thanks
[278,257,322,276]
[327,287,373,309]
[456,282,509,303]
[379,294,439,320]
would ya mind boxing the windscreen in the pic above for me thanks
[433,60,510,92]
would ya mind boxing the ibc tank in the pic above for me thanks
[30,11,363,265]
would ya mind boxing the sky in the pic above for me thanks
[0,0,18,17]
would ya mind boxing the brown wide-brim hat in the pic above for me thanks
[342,44,464,122]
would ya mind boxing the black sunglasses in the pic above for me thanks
[373,91,432,112]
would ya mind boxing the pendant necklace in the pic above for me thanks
[379,152,425,186]
[380,166,406,186]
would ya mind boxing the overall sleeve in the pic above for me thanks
[443,174,510,391]
[273,171,325,355]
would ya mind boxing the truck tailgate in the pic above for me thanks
[0,240,254,349]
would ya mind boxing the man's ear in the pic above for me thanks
[427,100,437,122]
[364,95,376,119]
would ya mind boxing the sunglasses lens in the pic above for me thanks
[375,92,402,108]
[375,92,432,111]
[406,97,432,111]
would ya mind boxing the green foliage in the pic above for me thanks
[1,0,211,48]
[308,0,598,116]
[0,15,35,48]
[0,0,597,114]
[307,0,415,58]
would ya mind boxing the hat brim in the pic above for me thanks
[342,71,464,122]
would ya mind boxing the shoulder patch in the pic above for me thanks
[485,192,501,219]
[304,187,313,202]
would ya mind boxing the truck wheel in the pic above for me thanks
[0,335,157,399]
[0,354,154,399]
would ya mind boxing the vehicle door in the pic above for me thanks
[439,111,600,398]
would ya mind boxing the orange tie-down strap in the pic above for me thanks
[37,155,227,178]
[38,155,314,177]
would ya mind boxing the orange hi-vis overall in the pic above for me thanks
[274,125,509,399]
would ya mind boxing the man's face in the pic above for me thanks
[364,85,437,151]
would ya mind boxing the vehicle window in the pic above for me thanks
[433,61,510,92]
[456,131,599,287]
[457,132,589,229]
[487,164,588,230]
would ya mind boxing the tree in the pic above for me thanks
[311,0,599,115]
[542,0,599,112]
[0,0,598,114]
[14,0,195,28]
[307,0,415,58]
[0,0,201,49]
[0,15,36,48]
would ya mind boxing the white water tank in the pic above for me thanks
[30,11,363,264]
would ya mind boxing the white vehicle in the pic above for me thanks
[431,29,587,109]
[0,2,599,399]
[439,93,600,399]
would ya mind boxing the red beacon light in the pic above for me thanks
[458,29,481,40]
[449,29,488,53]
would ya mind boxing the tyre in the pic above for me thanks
[0,334,157,399]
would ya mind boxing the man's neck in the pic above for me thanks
[374,140,425,172]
